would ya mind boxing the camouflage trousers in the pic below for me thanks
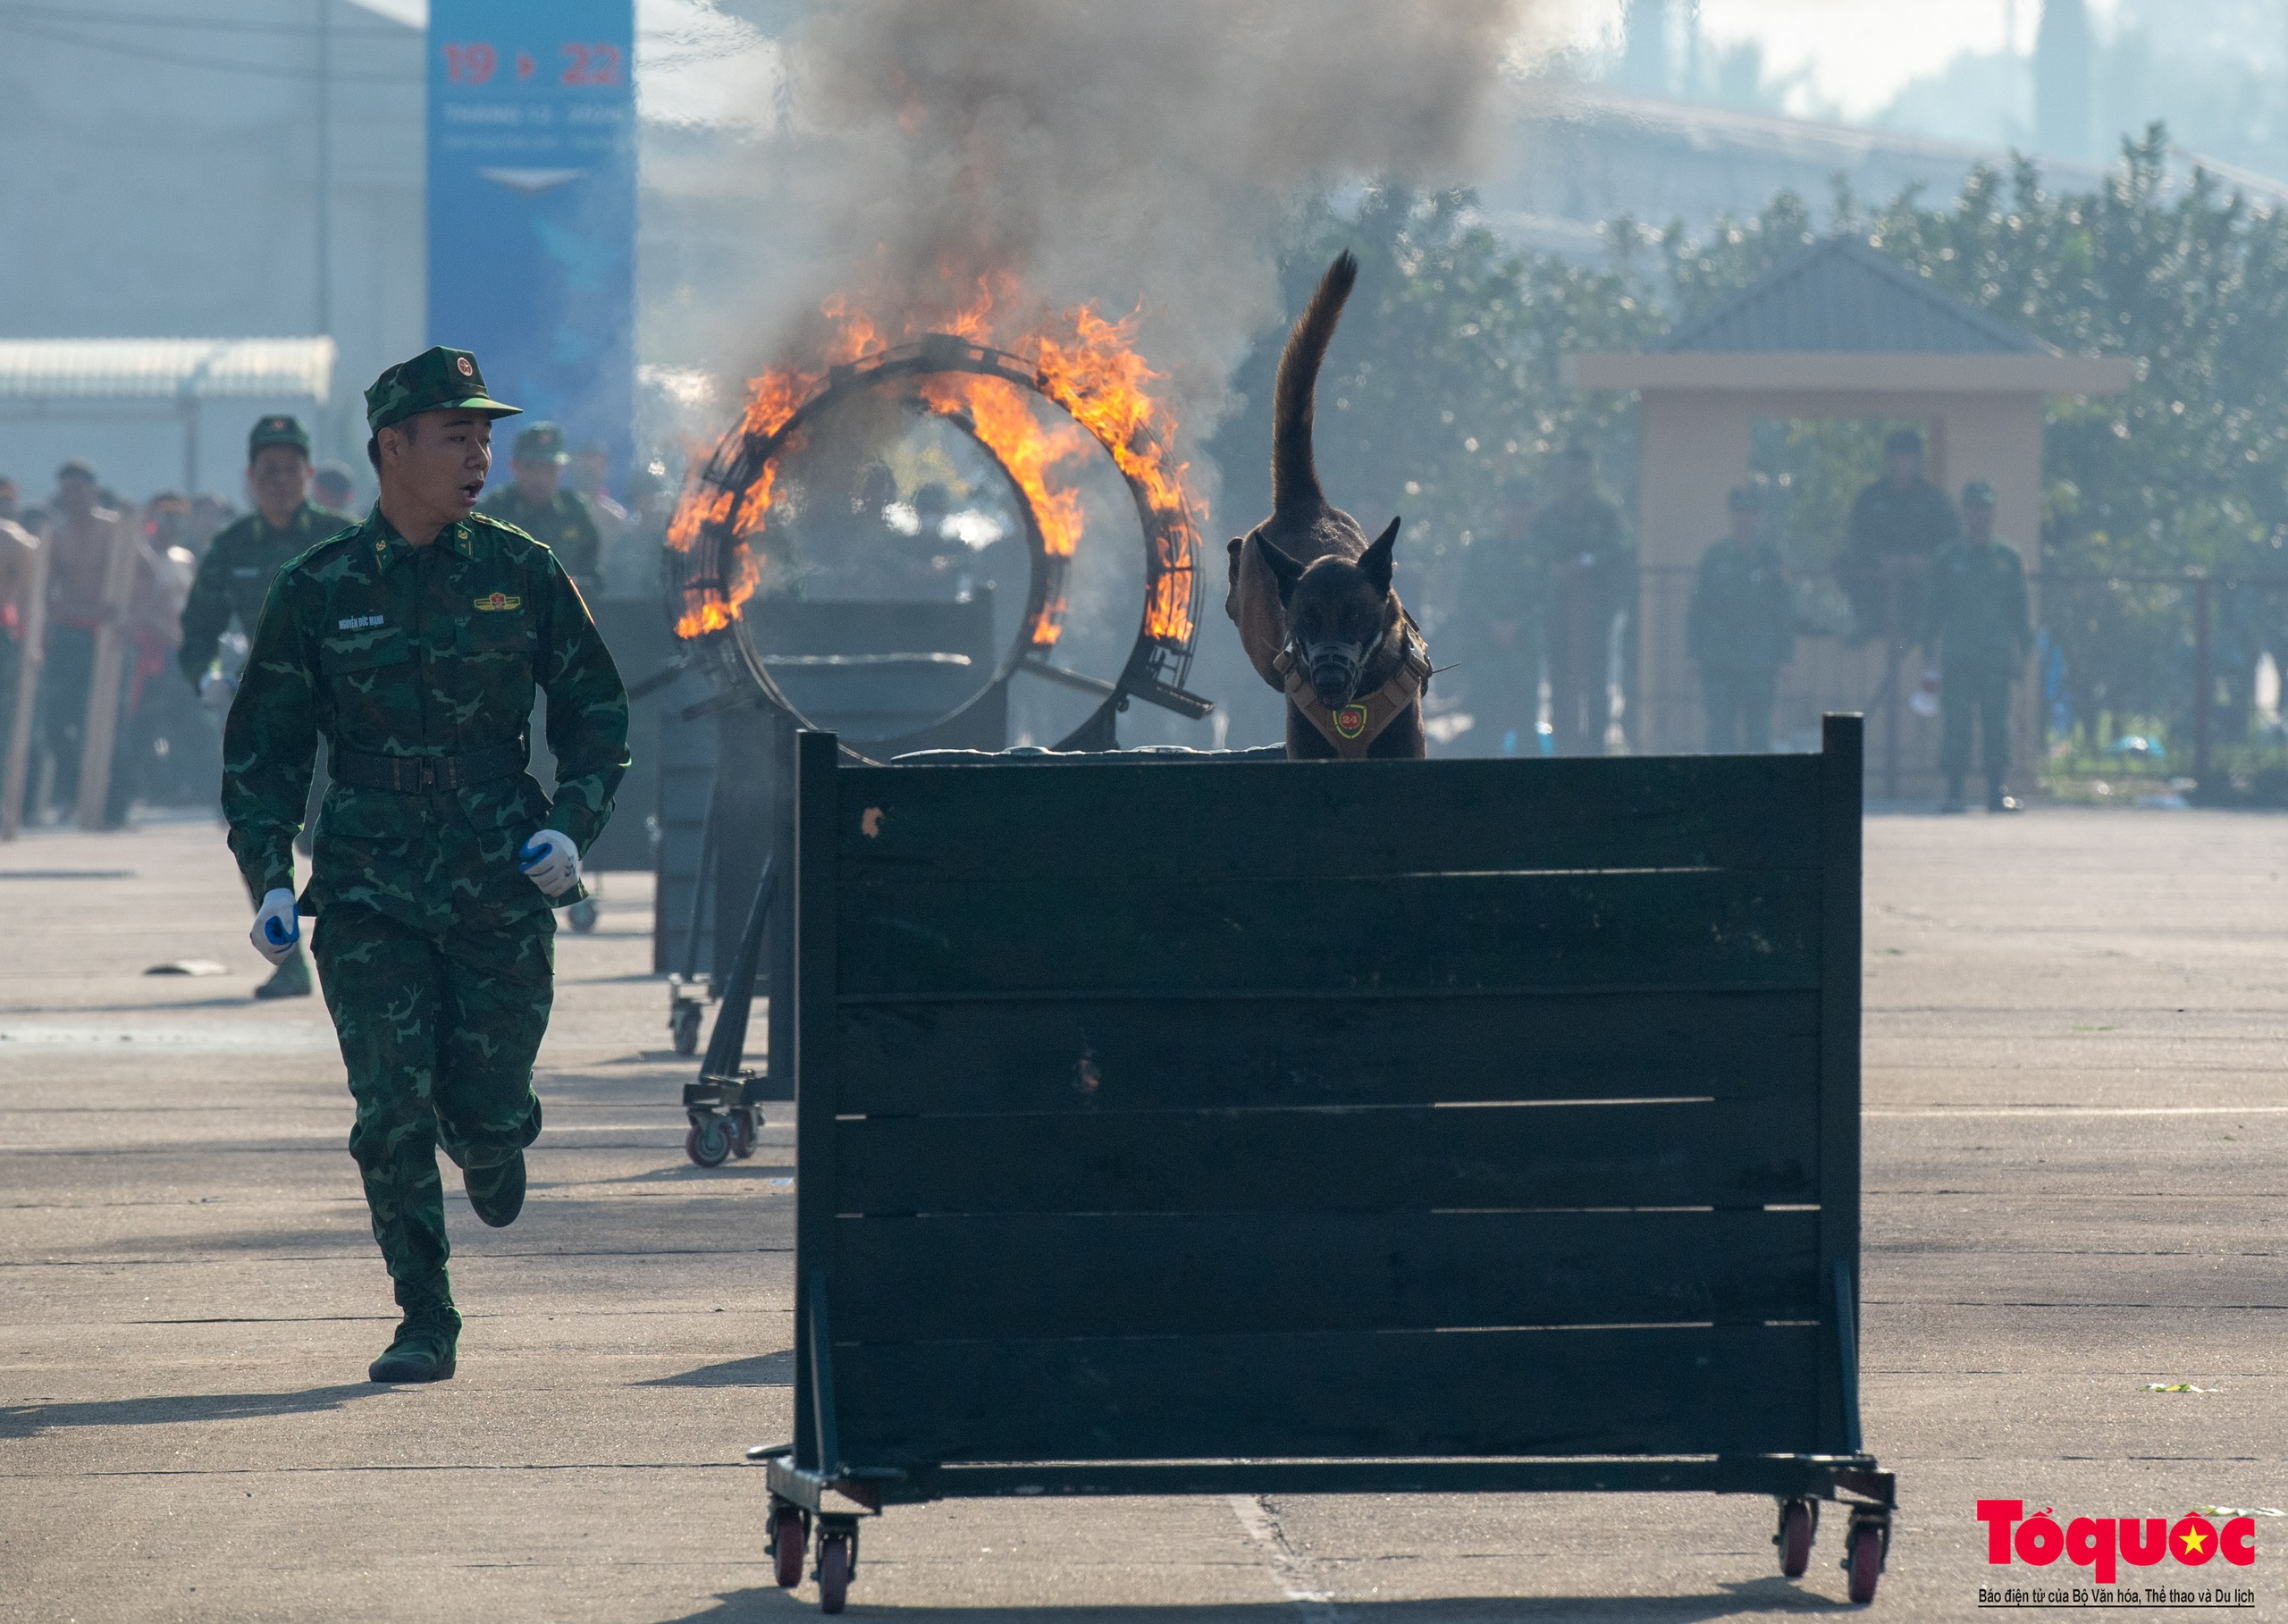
[312,902,551,1315]
[1939,666,2015,787]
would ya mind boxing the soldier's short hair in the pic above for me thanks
[366,416,419,473]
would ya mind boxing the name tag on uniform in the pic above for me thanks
[232,567,263,578]
[338,614,385,630]
[473,593,522,611]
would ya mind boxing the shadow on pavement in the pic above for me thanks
[612,1161,796,1184]
[642,1349,794,1388]
[665,1580,1851,1620]
[0,1383,385,1439]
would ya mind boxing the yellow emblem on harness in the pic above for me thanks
[1333,703,1368,739]
[473,593,521,611]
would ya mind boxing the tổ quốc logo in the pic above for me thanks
[1978,1501,2259,1607]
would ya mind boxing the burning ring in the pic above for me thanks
[664,332,1212,761]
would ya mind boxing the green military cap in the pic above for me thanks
[1960,479,1997,507]
[248,414,311,459]
[364,346,520,433]
[512,421,568,465]
[1727,484,1767,512]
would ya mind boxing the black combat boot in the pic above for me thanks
[464,1149,526,1228]
[370,1283,459,1383]
[1940,777,1968,814]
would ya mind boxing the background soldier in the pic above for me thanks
[1687,484,1794,753]
[312,461,359,516]
[0,509,38,821]
[1457,476,1541,754]
[223,348,629,1384]
[568,440,629,569]
[477,421,601,588]
[1922,479,2031,813]
[1529,442,1633,755]
[38,460,145,826]
[1839,425,1958,642]
[181,416,354,999]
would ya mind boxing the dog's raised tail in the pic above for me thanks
[1270,249,1358,516]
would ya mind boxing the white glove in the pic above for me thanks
[199,670,238,711]
[517,829,580,899]
[251,888,300,966]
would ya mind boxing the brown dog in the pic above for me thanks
[1224,251,1427,760]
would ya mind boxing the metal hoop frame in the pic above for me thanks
[668,332,1211,762]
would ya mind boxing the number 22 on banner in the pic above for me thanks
[561,44,622,85]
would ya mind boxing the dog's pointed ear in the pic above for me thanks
[1360,516,1401,595]
[1256,534,1307,605]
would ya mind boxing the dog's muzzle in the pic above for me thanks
[1300,643,1366,707]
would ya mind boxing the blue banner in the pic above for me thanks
[426,0,635,483]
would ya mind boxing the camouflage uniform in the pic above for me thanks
[222,351,629,1324]
[1840,475,1958,639]
[478,425,601,584]
[1687,525,1793,754]
[1922,521,2031,799]
[1528,493,1632,756]
[177,499,352,689]
[1456,523,1542,753]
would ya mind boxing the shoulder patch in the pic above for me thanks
[279,525,372,582]
[467,510,534,543]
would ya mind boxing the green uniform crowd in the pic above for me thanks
[1446,426,2033,810]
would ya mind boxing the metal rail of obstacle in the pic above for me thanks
[753,717,1893,1612]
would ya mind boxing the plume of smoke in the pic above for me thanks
[755,0,1557,430]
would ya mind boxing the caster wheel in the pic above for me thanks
[568,897,600,933]
[730,1107,759,1158]
[671,1003,701,1056]
[771,1504,806,1589]
[818,1528,853,1613]
[1776,1498,1814,1578]
[686,1115,731,1167]
[1846,1519,1885,1604]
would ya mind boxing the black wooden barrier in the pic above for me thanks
[761,714,1892,1609]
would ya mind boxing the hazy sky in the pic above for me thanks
[347,0,2107,130]
[1569,0,2116,120]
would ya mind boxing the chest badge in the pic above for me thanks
[474,593,522,612]
[1333,703,1369,739]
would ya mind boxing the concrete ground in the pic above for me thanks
[2,807,2283,1621]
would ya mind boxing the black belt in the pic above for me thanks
[331,739,526,795]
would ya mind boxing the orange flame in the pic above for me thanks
[917,373,1088,645]
[1028,306,1199,645]
[668,287,1198,650]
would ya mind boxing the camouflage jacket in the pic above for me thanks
[476,486,601,582]
[1920,537,2031,672]
[222,507,629,933]
[177,501,353,687]
[1527,495,1633,623]
[1688,537,1794,671]
[1847,476,1958,560]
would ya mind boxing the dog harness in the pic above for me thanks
[1275,626,1432,759]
